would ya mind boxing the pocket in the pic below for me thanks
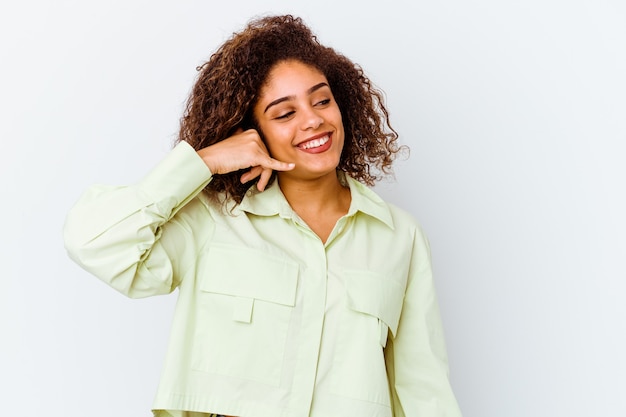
[191,243,299,386]
[344,272,404,346]
[331,270,405,405]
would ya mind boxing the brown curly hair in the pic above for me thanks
[177,14,403,203]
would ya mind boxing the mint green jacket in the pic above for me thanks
[64,142,462,417]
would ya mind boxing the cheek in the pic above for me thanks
[260,125,292,155]
[331,106,344,131]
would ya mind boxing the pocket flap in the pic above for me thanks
[200,244,299,306]
[344,271,405,337]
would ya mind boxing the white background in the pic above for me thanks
[1,1,625,416]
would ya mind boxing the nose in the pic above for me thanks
[300,106,324,131]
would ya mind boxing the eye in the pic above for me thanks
[315,98,331,106]
[274,110,295,120]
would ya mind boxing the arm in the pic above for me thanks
[385,227,462,417]
[63,130,295,298]
[63,141,213,298]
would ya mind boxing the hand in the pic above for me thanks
[196,129,295,191]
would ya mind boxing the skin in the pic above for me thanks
[253,60,345,183]
[198,60,351,243]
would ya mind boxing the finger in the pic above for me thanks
[256,167,274,191]
[240,166,263,183]
[261,158,295,172]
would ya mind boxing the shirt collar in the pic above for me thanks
[237,177,293,220]
[237,172,394,230]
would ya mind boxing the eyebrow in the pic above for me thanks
[263,82,330,113]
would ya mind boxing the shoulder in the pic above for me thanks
[384,201,421,229]
[363,185,431,253]
[346,175,426,235]
[381,202,433,263]
[171,192,229,231]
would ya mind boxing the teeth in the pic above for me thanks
[301,135,329,149]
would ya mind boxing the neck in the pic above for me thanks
[276,171,350,216]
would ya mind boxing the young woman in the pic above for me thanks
[64,15,462,417]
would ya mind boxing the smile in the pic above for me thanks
[298,134,330,150]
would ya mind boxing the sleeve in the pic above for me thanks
[63,141,213,298]
[385,226,463,417]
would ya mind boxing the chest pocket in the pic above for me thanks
[192,243,299,387]
[345,271,404,347]
[331,270,405,406]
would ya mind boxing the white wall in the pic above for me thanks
[1,1,624,416]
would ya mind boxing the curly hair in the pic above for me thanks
[177,14,403,203]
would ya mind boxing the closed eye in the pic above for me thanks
[315,98,331,106]
[274,111,295,120]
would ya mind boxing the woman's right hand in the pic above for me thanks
[196,128,295,191]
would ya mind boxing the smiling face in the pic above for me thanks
[253,60,345,182]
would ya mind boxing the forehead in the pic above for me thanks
[259,60,328,97]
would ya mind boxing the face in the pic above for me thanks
[253,60,345,182]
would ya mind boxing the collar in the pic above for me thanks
[237,172,395,230]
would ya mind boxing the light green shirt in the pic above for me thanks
[64,141,462,417]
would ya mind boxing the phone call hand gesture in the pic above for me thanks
[197,129,295,191]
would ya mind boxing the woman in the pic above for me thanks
[64,15,462,417]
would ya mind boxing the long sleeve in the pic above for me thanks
[63,141,213,298]
[385,227,462,417]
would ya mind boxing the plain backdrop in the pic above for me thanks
[1,1,625,416]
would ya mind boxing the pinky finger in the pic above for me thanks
[256,167,274,191]
[240,166,263,183]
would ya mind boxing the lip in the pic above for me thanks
[295,132,333,154]
[295,131,331,147]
